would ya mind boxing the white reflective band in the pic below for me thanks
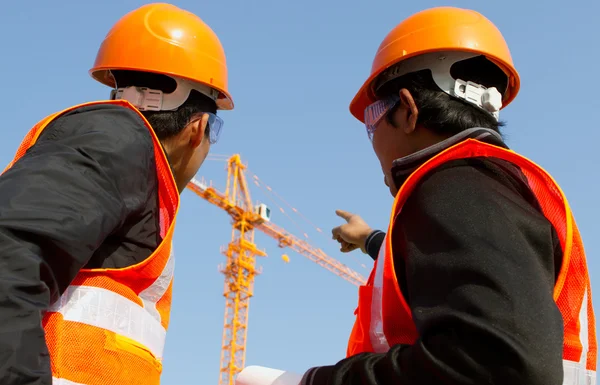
[563,287,596,385]
[49,285,166,360]
[369,233,390,353]
[563,360,596,385]
[53,377,87,384]
[139,250,175,324]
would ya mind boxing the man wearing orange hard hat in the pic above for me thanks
[307,6,597,385]
[0,3,232,385]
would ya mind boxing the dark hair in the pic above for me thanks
[111,70,217,140]
[376,55,508,136]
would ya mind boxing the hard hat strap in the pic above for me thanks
[375,51,503,120]
[453,80,502,119]
[111,87,164,111]
[111,76,221,112]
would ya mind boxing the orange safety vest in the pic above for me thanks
[347,138,597,385]
[3,100,180,385]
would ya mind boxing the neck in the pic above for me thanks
[160,140,186,194]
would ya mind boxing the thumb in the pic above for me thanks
[335,209,355,222]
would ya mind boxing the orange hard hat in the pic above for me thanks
[90,3,233,110]
[349,7,520,122]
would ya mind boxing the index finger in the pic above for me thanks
[335,209,354,222]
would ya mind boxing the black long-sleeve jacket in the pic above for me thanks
[0,104,161,385]
[302,129,566,385]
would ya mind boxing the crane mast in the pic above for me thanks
[186,154,367,385]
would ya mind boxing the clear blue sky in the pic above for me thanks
[1,0,598,384]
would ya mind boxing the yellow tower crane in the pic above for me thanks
[186,154,367,385]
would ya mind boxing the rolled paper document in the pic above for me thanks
[235,365,303,385]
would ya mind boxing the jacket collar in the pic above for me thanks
[390,127,508,189]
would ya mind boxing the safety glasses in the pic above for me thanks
[364,95,399,141]
[204,112,224,144]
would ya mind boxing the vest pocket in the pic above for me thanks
[105,332,163,373]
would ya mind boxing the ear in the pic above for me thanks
[186,113,209,149]
[398,88,419,134]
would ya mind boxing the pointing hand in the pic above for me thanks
[331,210,373,254]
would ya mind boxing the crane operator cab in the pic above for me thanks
[255,203,271,223]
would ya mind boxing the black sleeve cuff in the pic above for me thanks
[301,366,334,385]
[365,230,386,260]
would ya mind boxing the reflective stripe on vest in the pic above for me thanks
[53,378,87,385]
[348,138,597,384]
[48,249,175,361]
[562,287,596,385]
[369,235,389,353]
[6,100,180,385]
